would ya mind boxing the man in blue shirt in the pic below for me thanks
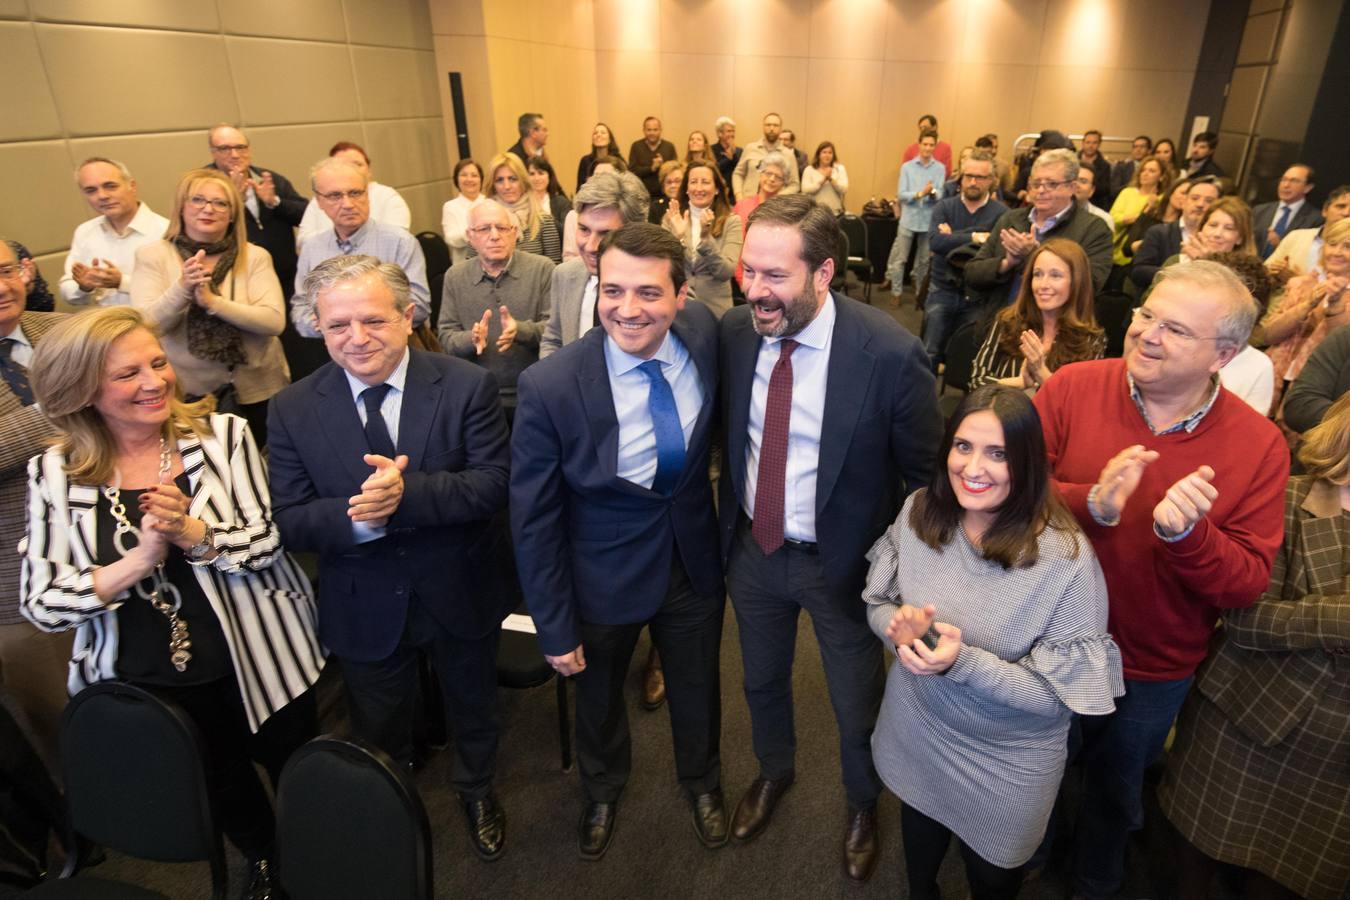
[886,130,945,304]
[923,151,1008,370]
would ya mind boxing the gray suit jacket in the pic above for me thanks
[1254,200,1323,258]
[539,258,591,359]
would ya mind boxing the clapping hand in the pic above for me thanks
[1094,444,1160,522]
[1180,232,1209,260]
[495,305,518,352]
[348,454,408,527]
[252,171,278,207]
[896,621,962,675]
[1153,465,1217,538]
[885,603,936,651]
[662,200,687,240]
[72,258,123,292]
[1002,228,1038,264]
[1020,330,1049,386]
[471,309,491,355]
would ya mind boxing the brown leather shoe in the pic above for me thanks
[641,648,665,711]
[730,773,794,842]
[843,807,879,883]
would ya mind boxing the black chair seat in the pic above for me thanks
[25,877,169,899]
[497,629,552,690]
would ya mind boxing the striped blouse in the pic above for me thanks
[20,413,325,732]
[971,318,1106,388]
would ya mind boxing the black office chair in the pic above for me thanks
[838,214,873,302]
[940,319,981,397]
[1095,290,1134,358]
[276,737,432,900]
[27,683,227,900]
[415,231,451,326]
[497,608,572,772]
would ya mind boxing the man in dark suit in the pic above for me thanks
[506,112,548,162]
[205,125,307,294]
[1129,176,1222,291]
[1110,135,1152,202]
[1253,164,1322,258]
[1184,131,1225,179]
[268,255,511,861]
[512,223,725,860]
[720,196,942,883]
[0,240,66,770]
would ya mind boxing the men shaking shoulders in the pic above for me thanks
[267,255,512,861]
[512,224,726,860]
[720,195,942,883]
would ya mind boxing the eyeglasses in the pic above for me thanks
[316,189,368,203]
[1130,307,1223,344]
[187,195,231,212]
[0,263,22,281]
[210,144,249,153]
[467,223,517,236]
[1028,179,1072,192]
[321,316,401,337]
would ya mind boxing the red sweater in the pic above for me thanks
[1034,358,1288,681]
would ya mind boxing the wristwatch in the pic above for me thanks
[185,528,215,561]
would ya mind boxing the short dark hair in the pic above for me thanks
[919,128,939,143]
[524,155,564,196]
[1326,184,1350,205]
[1287,163,1316,184]
[1134,134,1153,147]
[597,222,687,293]
[811,141,838,167]
[517,112,542,138]
[745,194,842,274]
[974,134,995,149]
[454,158,483,190]
[909,385,1080,569]
[918,114,937,128]
[1083,129,1102,140]
[643,115,660,127]
[1194,131,1218,147]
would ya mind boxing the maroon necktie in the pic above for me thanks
[752,339,798,555]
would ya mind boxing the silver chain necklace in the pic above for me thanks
[103,437,192,673]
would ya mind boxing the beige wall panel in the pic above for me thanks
[37,25,238,136]
[594,0,659,51]
[31,0,217,32]
[802,57,882,212]
[1236,11,1281,66]
[227,38,360,126]
[1248,0,1283,13]
[527,0,594,49]
[1223,66,1266,136]
[1109,0,1208,72]
[428,0,485,36]
[483,37,537,152]
[1103,69,1193,143]
[960,0,1047,65]
[344,0,434,50]
[808,0,888,61]
[536,46,597,191]
[219,0,346,43]
[245,122,364,197]
[1038,0,1123,68]
[595,48,664,150]
[884,0,965,63]
[362,117,450,188]
[481,0,533,42]
[0,1,29,19]
[0,140,85,255]
[398,179,454,234]
[66,131,215,217]
[873,59,961,193]
[1025,65,1119,135]
[433,35,496,172]
[658,53,736,147]
[34,253,68,307]
[351,47,442,119]
[732,55,809,143]
[0,23,63,141]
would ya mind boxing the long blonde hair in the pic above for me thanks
[162,168,249,278]
[486,152,540,241]
[29,308,212,485]
[1299,392,1350,485]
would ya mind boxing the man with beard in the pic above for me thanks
[718,195,942,884]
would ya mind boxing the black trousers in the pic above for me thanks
[727,518,885,810]
[901,803,1023,900]
[339,598,500,800]
[144,677,316,861]
[574,556,723,804]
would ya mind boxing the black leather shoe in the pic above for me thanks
[730,773,795,843]
[243,858,283,900]
[843,807,879,884]
[690,789,729,848]
[578,801,618,860]
[463,793,506,861]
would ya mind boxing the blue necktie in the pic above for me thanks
[360,384,396,458]
[639,359,685,494]
[1272,205,1292,238]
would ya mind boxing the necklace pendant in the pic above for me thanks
[171,648,192,672]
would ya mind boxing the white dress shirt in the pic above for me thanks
[604,330,704,490]
[59,203,170,307]
[344,348,410,543]
[441,193,487,265]
[3,323,34,367]
[742,294,836,542]
[297,182,412,246]
[578,274,599,340]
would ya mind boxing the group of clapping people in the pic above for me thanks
[0,105,1344,900]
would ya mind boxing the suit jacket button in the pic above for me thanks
[395,586,407,596]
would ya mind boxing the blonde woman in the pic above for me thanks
[487,152,562,263]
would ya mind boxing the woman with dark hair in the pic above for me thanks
[865,384,1121,899]
[576,122,624,188]
[1152,138,1179,181]
[297,141,411,243]
[661,160,741,318]
[800,141,849,214]
[971,239,1105,392]
[685,130,715,167]
[5,240,55,312]
[525,156,572,227]
[443,158,487,265]
[1159,393,1350,900]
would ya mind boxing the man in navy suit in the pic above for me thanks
[1129,176,1222,292]
[720,195,941,883]
[267,255,511,861]
[511,224,725,860]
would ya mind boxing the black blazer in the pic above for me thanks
[1253,200,1324,258]
[267,350,511,662]
[510,304,723,657]
[718,293,942,605]
[204,162,307,296]
[1130,221,1183,291]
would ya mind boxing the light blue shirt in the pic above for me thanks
[743,294,836,543]
[293,219,431,336]
[3,324,33,368]
[604,330,705,490]
[896,157,945,232]
[343,348,411,543]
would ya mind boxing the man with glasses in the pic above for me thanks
[292,157,429,378]
[922,150,1007,370]
[1267,184,1350,277]
[1032,261,1287,900]
[965,148,1113,304]
[1130,176,1223,292]
[204,124,307,296]
[269,254,512,861]
[1253,164,1322,258]
[438,202,554,420]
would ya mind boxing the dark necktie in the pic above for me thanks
[337,236,354,255]
[752,339,798,555]
[1273,205,1292,238]
[0,339,34,406]
[638,360,685,494]
[360,384,396,458]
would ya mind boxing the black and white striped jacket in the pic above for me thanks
[19,413,326,732]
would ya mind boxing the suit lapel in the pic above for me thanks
[817,295,874,513]
[725,312,761,499]
[576,330,623,487]
[315,365,378,485]
[396,351,441,471]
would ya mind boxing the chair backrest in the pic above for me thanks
[839,214,868,261]
[415,231,451,325]
[277,736,432,900]
[942,319,982,394]
[1094,290,1133,358]
[59,683,227,895]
